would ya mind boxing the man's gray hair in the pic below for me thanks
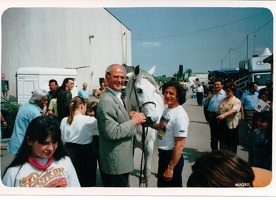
[105,64,126,75]
[29,89,48,103]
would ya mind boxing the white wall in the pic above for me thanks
[1,8,131,100]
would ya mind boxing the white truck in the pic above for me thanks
[16,67,78,104]
[238,47,272,90]
[194,73,209,84]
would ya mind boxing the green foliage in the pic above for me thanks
[1,97,21,131]
[154,76,171,85]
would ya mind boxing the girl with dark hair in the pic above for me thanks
[60,96,98,187]
[187,149,272,187]
[152,81,189,187]
[86,101,98,118]
[2,116,80,187]
[187,150,255,187]
[250,111,272,170]
[85,101,101,181]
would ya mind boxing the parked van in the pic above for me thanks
[16,67,78,104]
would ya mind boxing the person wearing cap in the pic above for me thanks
[7,89,48,155]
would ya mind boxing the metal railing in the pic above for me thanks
[235,75,249,91]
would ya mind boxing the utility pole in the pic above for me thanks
[229,48,231,68]
[246,35,249,60]
[254,35,256,55]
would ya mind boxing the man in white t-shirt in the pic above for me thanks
[152,81,189,187]
[196,82,204,106]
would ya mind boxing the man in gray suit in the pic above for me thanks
[97,64,147,187]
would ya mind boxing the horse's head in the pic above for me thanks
[126,65,164,127]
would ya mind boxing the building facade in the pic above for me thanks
[1,7,131,101]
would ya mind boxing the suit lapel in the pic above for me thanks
[106,88,129,119]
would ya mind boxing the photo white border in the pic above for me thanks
[0,0,275,198]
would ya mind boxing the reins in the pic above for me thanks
[129,77,155,187]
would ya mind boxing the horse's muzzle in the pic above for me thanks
[142,116,156,127]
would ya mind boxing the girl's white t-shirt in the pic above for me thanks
[2,156,80,187]
[60,114,98,144]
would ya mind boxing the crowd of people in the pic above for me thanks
[199,78,273,173]
[1,64,273,188]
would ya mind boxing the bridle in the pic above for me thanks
[129,76,156,187]
[129,77,156,116]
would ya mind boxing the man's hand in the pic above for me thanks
[130,111,146,125]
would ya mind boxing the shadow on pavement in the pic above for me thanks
[189,120,209,124]
[183,147,209,164]
[130,168,158,179]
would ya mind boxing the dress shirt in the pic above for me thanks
[202,90,226,112]
[241,91,259,110]
[106,86,125,107]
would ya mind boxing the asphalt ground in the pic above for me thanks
[129,90,249,187]
[0,90,249,188]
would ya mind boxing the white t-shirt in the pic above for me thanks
[157,105,189,150]
[196,85,204,93]
[2,156,80,187]
[60,114,98,144]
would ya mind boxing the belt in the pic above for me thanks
[65,142,91,147]
[158,149,173,153]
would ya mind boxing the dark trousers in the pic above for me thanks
[64,142,97,187]
[92,135,100,166]
[220,122,239,154]
[157,149,184,187]
[100,171,130,187]
[208,112,221,151]
[244,110,256,147]
[196,92,203,106]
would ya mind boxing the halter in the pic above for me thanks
[129,76,156,187]
[129,77,156,115]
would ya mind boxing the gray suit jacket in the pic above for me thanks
[97,88,136,174]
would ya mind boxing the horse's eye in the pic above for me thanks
[136,88,143,93]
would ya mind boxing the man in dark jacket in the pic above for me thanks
[57,78,75,121]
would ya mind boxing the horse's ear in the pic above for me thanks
[148,65,156,75]
[134,65,140,76]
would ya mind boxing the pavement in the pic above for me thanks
[0,90,249,188]
[129,90,249,187]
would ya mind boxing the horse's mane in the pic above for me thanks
[127,69,158,89]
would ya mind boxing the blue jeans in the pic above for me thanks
[157,149,184,187]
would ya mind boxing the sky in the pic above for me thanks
[106,7,273,77]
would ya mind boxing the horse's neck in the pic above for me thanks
[154,92,165,113]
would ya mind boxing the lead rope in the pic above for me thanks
[132,79,148,187]
[130,78,151,187]
[139,124,148,187]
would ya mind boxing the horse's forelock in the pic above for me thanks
[126,68,158,96]
[140,70,158,88]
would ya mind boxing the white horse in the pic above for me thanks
[126,65,164,186]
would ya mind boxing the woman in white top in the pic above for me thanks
[2,116,80,187]
[60,96,98,187]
